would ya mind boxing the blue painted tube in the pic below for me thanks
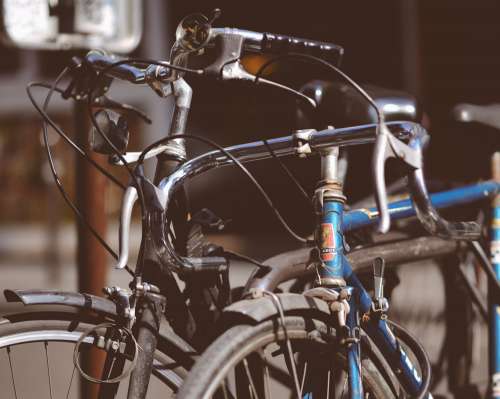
[347,289,363,399]
[343,180,500,232]
[342,259,373,313]
[318,200,345,281]
[491,203,500,398]
[363,318,423,396]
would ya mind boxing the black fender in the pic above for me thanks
[3,289,196,373]
[222,293,331,326]
[5,289,118,317]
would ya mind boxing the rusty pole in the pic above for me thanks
[74,100,108,398]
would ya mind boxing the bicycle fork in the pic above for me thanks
[126,291,166,398]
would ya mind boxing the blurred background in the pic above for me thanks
[0,0,500,397]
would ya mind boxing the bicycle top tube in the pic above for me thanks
[344,180,500,232]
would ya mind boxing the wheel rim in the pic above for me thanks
[195,321,389,399]
[0,323,180,398]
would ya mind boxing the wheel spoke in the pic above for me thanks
[340,375,348,399]
[6,347,18,399]
[327,369,331,399]
[221,378,231,399]
[66,365,77,399]
[300,361,308,393]
[44,341,54,399]
[243,358,260,399]
[261,353,271,399]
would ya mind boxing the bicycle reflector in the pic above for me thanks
[90,109,129,155]
[0,0,142,52]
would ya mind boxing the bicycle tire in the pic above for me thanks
[0,309,194,398]
[177,314,397,399]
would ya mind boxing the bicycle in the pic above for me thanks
[163,15,500,399]
[0,9,348,399]
[1,9,499,399]
[175,126,500,399]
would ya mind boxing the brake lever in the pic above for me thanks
[219,60,316,108]
[116,185,138,269]
[62,56,113,101]
[374,122,481,239]
[373,122,422,233]
[93,95,152,124]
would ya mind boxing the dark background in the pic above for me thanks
[1,0,499,231]
[171,0,500,233]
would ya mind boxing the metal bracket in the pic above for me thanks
[111,141,187,165]
[103,286,135,326]
[292,129,315,158]
[221,61,255,81]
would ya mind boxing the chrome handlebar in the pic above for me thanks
[115,121,480,273]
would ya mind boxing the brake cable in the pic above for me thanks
[27,73,134,275]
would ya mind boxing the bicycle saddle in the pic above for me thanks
[453,103,500,130]
[298,80,421,127]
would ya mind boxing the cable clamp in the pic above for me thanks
[292,129,315,158]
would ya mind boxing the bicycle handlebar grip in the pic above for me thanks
[85,51,146,84]
[261,33,344,63]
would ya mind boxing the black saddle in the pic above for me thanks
[298,80,422,128]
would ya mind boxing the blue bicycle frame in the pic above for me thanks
[315,177,500,398]
[151,120,500,398]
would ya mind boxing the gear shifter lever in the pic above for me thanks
[372,257,389,313]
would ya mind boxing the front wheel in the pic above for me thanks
[177,314,397,399]
[0,310,193,398]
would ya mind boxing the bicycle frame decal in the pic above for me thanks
[319,200,344,279]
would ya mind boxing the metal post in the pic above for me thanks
[74,100,108,399]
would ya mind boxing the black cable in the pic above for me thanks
[94,57,204,77]
[85,58,205,249]
[223,250,269,269]
[262,139,313,209]
[254,52,383,124]
[220,59,316,109]
[28,70,134,276]
[27,83,125,190]
[138,134,311,245]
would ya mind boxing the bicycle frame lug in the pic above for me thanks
[313,183,346,212]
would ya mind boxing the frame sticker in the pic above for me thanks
[320,223,335,261]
